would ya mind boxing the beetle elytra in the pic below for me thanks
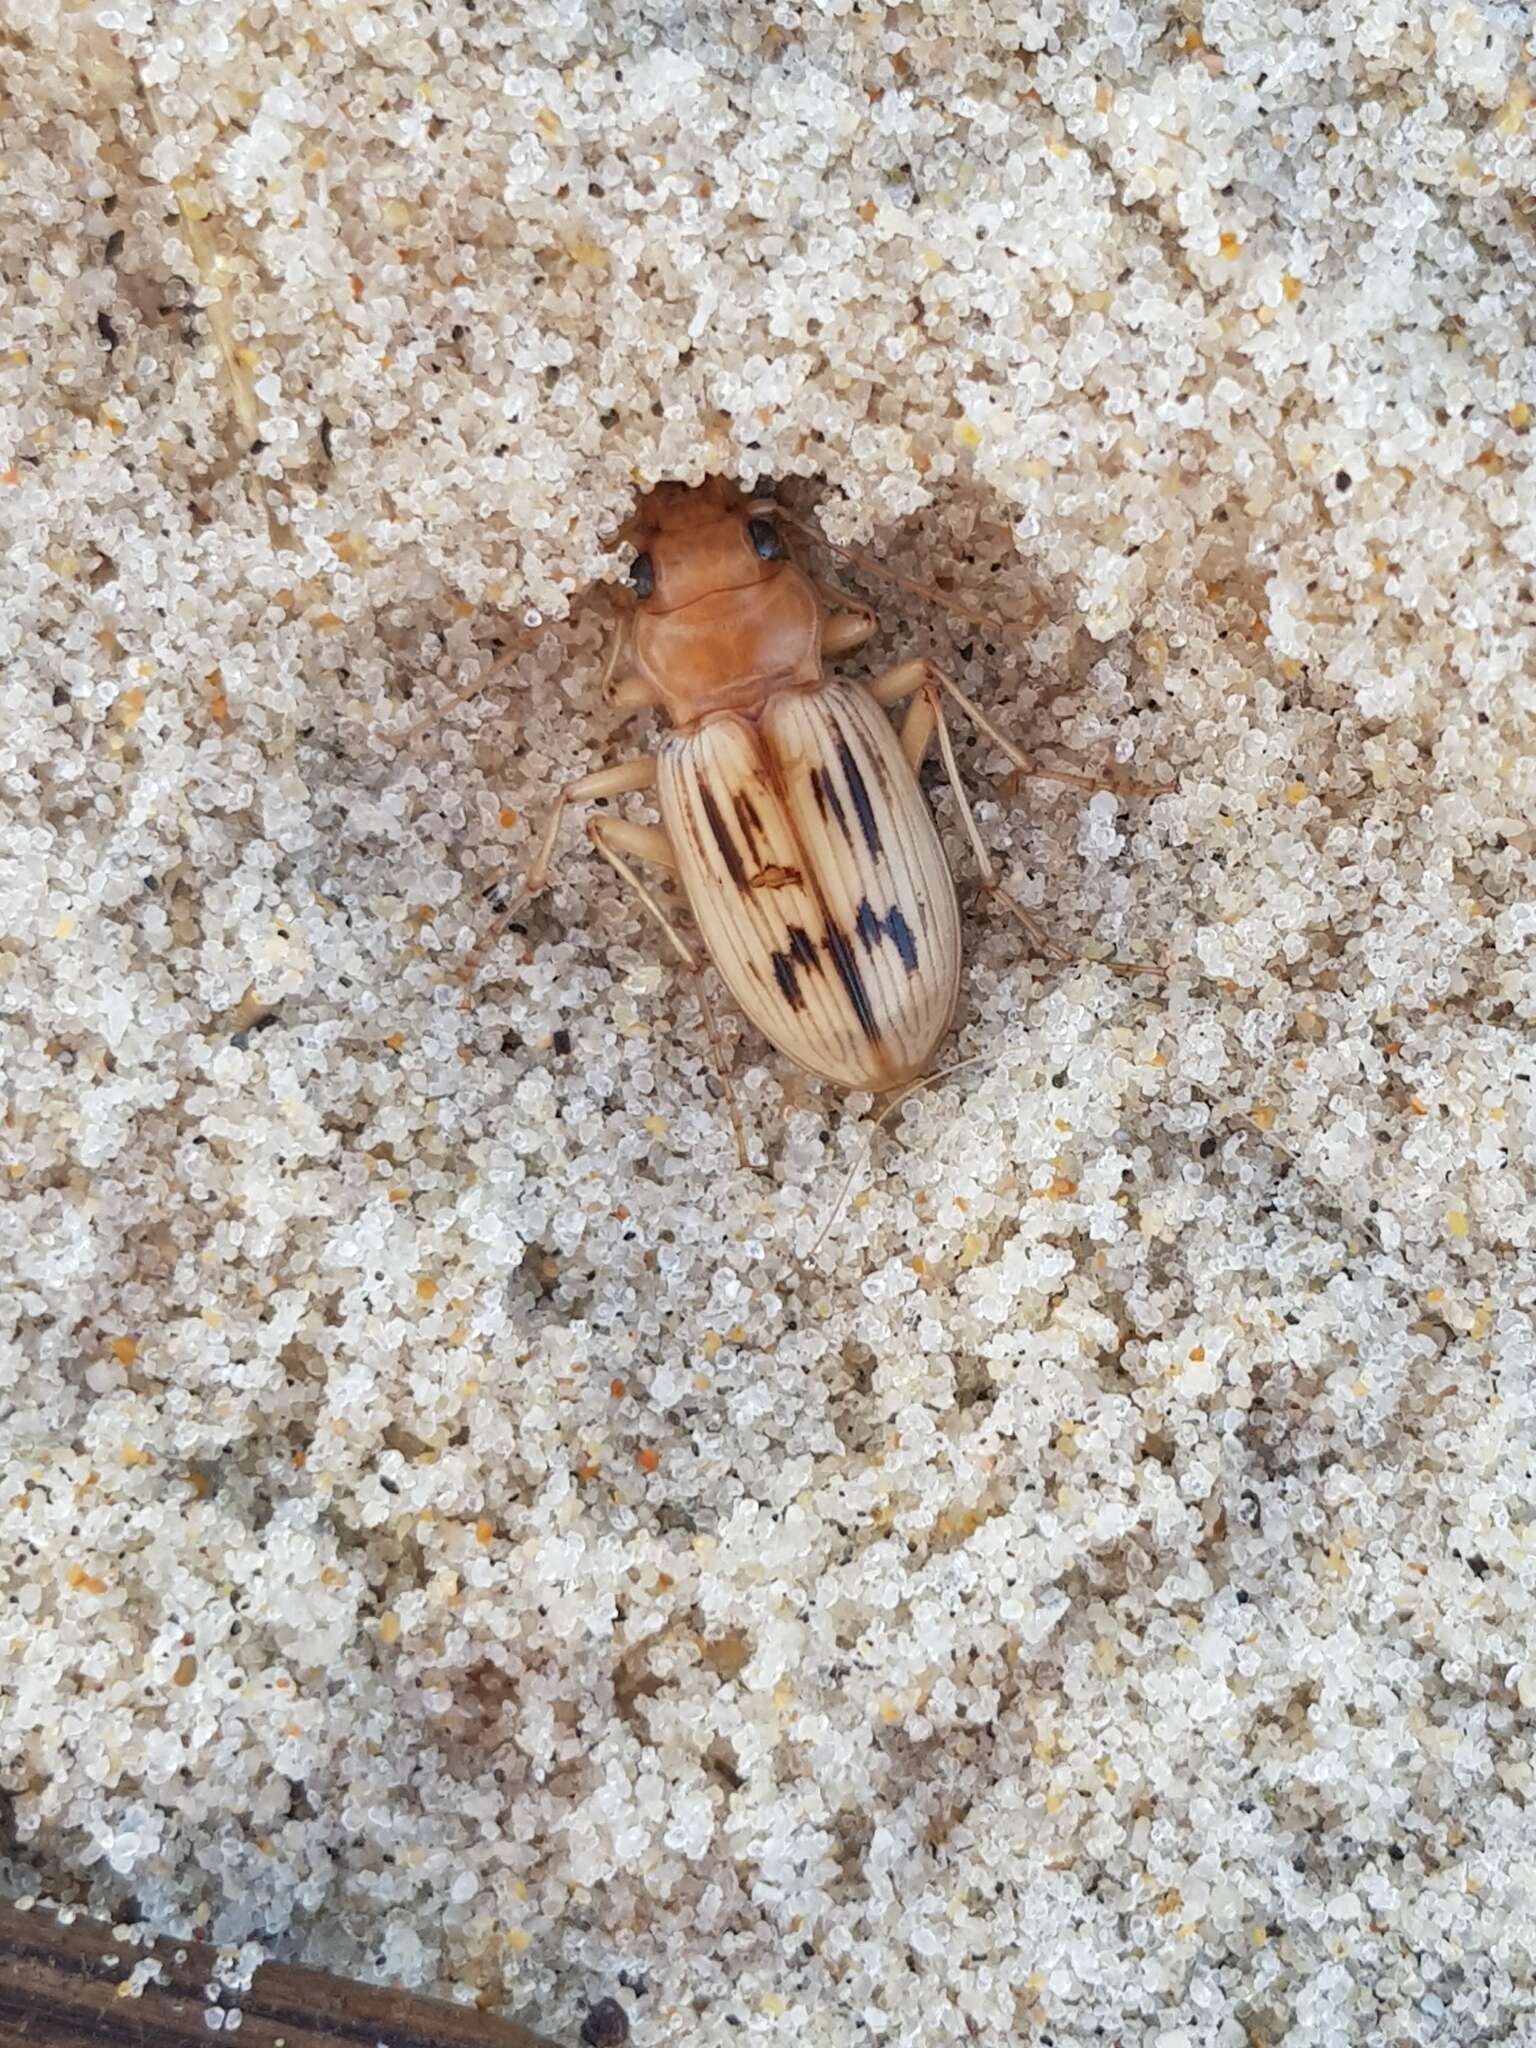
[457,478,1167,1155]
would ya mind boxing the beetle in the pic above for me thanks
[456,477,1165,1154]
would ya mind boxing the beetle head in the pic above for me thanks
[624,478,786,615]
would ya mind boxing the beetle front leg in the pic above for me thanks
[812,576,879,661]
[596,606,668,718]
[585,818,748,1171]
[458,754,660,988]
[822,608,879,659]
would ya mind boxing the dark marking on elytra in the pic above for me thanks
[733,790,765,855]
[750,863,801,890]
[824,926,881,1043]
[854,898,921,975]
[771,926,820,1008]
[788,926,820,972]
[699,783,746,888]
[837,736,881,856]
[810,765,850,843]
[886,904,918,972]
[771,951,804,1009]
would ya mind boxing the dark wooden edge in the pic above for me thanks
[0,1899,563,2048]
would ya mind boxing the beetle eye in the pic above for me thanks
[747,517,783,561]
[629,552,654,599]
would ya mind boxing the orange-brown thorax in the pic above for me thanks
[624,480,823,731]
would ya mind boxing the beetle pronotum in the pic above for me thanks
[450,478,1166,1158]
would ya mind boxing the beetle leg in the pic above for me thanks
[586,819,749,1170]
[866,668,1054,943]
[896,686,939,772]
[601,615,665,719]
[822,607,879,658]
[812,574,879,660]
[609,672,662,713]
[866,658,1173,798]
[777,510,1044,638]
[811,574,874,613]
[584,817,677,871]
[458,754,659,987]
[905,674,1166,983]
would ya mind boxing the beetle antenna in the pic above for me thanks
[382,587,630,750]
[382,637,533,748]
[775,509,1042,639]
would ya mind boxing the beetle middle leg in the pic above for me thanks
[458,753,661,988]
[870,659,1166,980]
[584,818,748,1170]
[463,757,748,1163]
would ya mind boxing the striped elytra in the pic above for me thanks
[658,680,961,1090]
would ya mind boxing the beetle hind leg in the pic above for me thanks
[881,665,1166,984]
[585,818,749,1171]
[458,754,660,990]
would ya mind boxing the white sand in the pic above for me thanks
[3,3,1535,2044]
